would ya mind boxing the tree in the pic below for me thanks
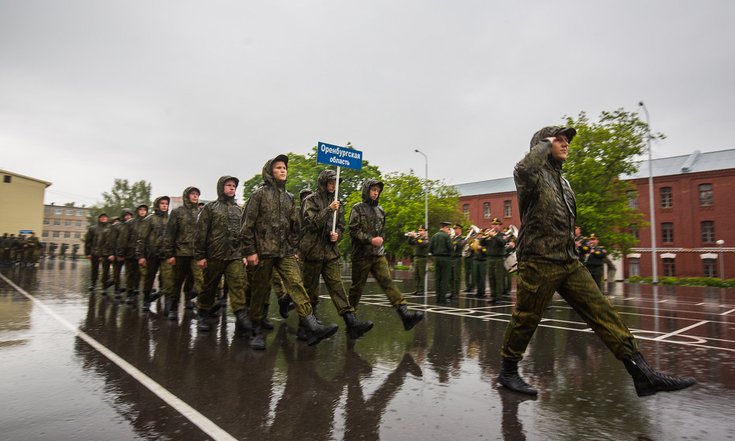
[341,171,463,259]
[563,109,665,255]
[88,179,152,225]
[241,143,382,203]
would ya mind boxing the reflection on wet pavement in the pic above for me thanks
[1,261,734,440]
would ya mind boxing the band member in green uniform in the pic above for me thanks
[430,222,453,304]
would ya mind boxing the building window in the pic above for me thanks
[503,200,512,217]
[659,187,672,208]
[52,231,60,238]
[701,221,715,243]
[64,220,71,226]
[42,231,49,238]
[629,224,639,241]
[76,220,82,227]
[44,218,50,225]
[53,219,61,226]
[74,232,81,239]
[628,258,640,277]
[76,210,84,216]
[66,209,74,215]
[661,222,674,243]
[626,190,638,209]
[483,202,491,219]
[663,258,676,277]
[463,204,470,218]
[699,183,713,206]
[703,259,717,278]
[64,231,70,238]
[54,208,62,215]
[3,175,11,183]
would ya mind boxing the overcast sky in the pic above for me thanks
[1,0,734,204]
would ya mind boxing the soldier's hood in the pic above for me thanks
[361,178,384,206]
[120,208,133,218]
[182,186,201,208]
[216,176,239,202]
[262,154,289,188]
[153,196,170,215]
[317,169,340,195]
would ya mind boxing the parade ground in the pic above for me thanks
[1,261,733,441]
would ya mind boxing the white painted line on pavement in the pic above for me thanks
[721,308,735,316]
[653,320,709,341]
[0,273,237,441]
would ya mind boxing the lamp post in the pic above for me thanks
[716,239,725,280]
[639,102,658,283]
[415,149,429,296]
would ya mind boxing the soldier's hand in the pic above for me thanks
[329,200,340,211]
[242,258,248,266]
[138,257,147,268]
[197,258,207,269]
[329,231,339,242]
[247,253,259,266]
[167,257,176,265]
[107,255,114,262]
[371,237,383,247]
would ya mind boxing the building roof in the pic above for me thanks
[0,169,52,187]
[622,148,735,180]
[453,176,516,197]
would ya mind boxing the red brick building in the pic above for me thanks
[455,149,735,279]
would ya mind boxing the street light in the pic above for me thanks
[639,102,658,283]
[716,239,725,280]
[414,149,429,296]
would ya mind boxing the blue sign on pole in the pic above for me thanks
[316,142,363,170]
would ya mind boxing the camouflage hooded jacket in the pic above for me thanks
[349,179,386,259]
[300,169,345,262]
[241,156,300,259]
[165,186,201,258]
[116,207,147,259]
[84,219,109,256]
[515,126,578,263]
[195,176,243,261]
[136,197,170,259]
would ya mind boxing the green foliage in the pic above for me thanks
[241,143,382,203]
[563,109,664,255]
[341,171,463,259]
[89,179,152,225]
[628,276,735,288]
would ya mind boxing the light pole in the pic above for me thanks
[717,239,725,280]
[415,149,429,296]
[639,102,658,283]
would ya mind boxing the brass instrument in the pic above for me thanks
[464,225,481,241]
[404,231,419,238]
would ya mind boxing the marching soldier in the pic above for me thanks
[84,213,111,292]
[136,197,171,310]
[106,215,128,297]
[582,234,607,290]
[348,179,424,331]
[121,204,148,304]
[450,224,464,299]
[408,226,429,295]
[430,222,453,304]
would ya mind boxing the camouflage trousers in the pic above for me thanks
[434,256,451,302]
[90,255,110,289]
[464,256,475,290]
[170,256,204,303]
[413,257,427,293]
[303,257,354,315]
[200,259,247,312]
[142,257,173,300]
[124,257,141,293]
[249,256,312,322]
[500,259,638,362]
[349,255,407,309]
[450,257,462,295]
[487,257,505,300]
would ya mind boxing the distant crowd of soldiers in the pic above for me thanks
[82,154,424,350]
[0,232,43,266]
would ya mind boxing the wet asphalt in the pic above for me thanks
[0,260,733,441]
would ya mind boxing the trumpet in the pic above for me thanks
[404,231,419,238]
[464,225,481,241]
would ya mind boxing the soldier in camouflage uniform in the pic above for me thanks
[106,214,128,297]
[164,186,204,321]
[348,179,424,331]
[408,226,429,295]
[242,155,338,349]
[120,204,148,304]
[195,177,251,335]
[498,126,695,397]
[582,234,607,290]
[450,224,464,299]
[429,222,453,304]
[84,213,110,292]
[301,169,373,340]
[136,197,171,310]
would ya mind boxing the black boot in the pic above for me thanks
[397,305,424,331]
[142,292,152,311]
[261,304,274,330]
[184,291,196,310]
[197,309,212,332]
[234,308,253,336]
[343,312,374,340]
[166,298,179,321]
[125,292,137,305]
[301,315,338,346]
[250,323,266,350]
[278,296,291,319]
[296,320,310,341]
[497,358,538,396]
[623,353,696,397]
